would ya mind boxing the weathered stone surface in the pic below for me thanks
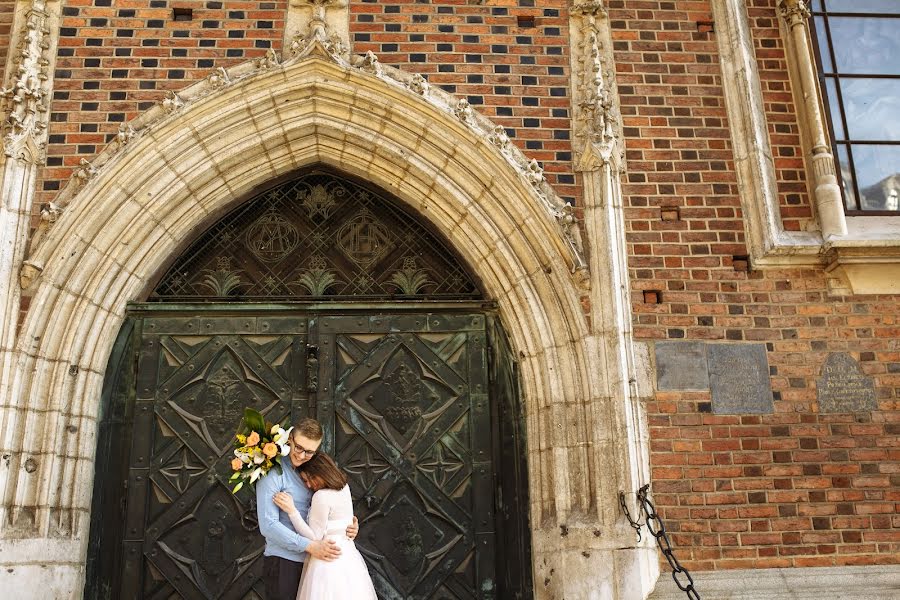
[655,341,709,391]
[817,353,877,413]
[708,343,773,414]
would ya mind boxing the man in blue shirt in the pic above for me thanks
[257,418,358,599]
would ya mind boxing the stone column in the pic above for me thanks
[0,0,62,541]
[779,0,847,237]
[533,2,658,598]
[0,0,60,434]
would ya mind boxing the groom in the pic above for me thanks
[256,417,358,599]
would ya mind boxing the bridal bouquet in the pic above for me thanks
[229,408,292,494]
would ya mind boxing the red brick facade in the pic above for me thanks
[8,0,899,575]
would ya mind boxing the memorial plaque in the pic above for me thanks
[708,343,773,414]
[817,352,877,413]
[655,341,709,390]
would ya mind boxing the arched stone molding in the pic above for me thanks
[0,42,652,598]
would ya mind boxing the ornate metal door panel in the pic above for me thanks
[120,315,309,600]
[318,313,496,600]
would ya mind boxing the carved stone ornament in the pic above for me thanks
[525,159,545,188]
[354,50,382,75]
[161,90,185,114]
[573,0,607,16]
[115,122,137,149]
[288,0,350,61]
[207,67,231,89]
[25,201,61,261]
[779,0,811,25]
[19,260,42,290]
[454,99,474,124]
[572,4,619,168]
[1,3,53,164]
[73,158,96,188]
[255,48,280,71]
[488,125,513,155]
[409,74,429,96]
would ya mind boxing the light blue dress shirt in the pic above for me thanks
[256,462,313,562]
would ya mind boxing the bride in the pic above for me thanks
[273,452,377,600]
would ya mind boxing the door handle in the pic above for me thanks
[306,344,319,392]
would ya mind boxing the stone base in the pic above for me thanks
[0,539,86,599]
[648,565,900,600]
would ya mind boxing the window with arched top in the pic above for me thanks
[150,170,483,301]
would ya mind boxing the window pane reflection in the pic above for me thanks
[824,0,900,14]
[850,145,900,211]
[829,18,900,75]
[836,145,858,210]
[839,78,900,141]
[825,78,844,138]
[812,7,900,212]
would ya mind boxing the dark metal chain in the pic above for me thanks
[618,491,643,542]
[619,484,701,600]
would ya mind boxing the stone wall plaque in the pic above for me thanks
[817,352,877,413]
[708,344,773,414]
[655,341,709,390]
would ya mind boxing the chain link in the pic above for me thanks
[618,491,643,542]
[619,484,701,600]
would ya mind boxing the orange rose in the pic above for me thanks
[262,442,278,458]
[231,458,243,471]
[246,431,260,447]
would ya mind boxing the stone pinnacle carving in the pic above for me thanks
[1,4,53,164]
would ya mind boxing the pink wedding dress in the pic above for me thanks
[288,485,377,600]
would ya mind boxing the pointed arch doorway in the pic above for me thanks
[85,170,532,600]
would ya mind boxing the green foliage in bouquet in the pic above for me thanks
[229,408,293,494]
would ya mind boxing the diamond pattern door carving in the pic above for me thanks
[120,316,309,599]
[318,313,496,599]
[114,311,498,599]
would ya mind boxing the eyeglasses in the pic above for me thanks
[290,443,317,457]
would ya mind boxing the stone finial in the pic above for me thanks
[409,74,429,96]
[161,90,184,114]
[454,99,474,124]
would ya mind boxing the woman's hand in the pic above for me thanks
[273,491,296,514]
[345,516,359,540]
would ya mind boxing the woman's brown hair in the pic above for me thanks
[297,452,348,491]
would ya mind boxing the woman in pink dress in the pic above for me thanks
[273,452,377,600]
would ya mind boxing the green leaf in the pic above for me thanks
[229,472,241,481]
[244,408,265,433]
[232,481,244,494]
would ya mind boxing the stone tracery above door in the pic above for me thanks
[151,172,482,301]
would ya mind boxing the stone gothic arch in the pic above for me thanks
[0,41,655,599]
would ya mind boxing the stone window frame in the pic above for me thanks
[712,0,900,295]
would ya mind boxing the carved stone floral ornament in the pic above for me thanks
[0,1,53,164]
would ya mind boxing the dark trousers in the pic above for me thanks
[263,555,304,600]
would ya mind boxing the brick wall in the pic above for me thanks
[615,0,899,570]
[350,0,576,203]
[37,0,286,210]
[748,0,813,231]
[0,0,15,85]
[27,0,900,574]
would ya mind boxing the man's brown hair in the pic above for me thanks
[292,417,323,441]
[297,452,348,491]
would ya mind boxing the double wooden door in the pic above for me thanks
[95,308,499,599]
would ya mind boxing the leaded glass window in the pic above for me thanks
[150,171,482,300]
[811,0,900,212]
